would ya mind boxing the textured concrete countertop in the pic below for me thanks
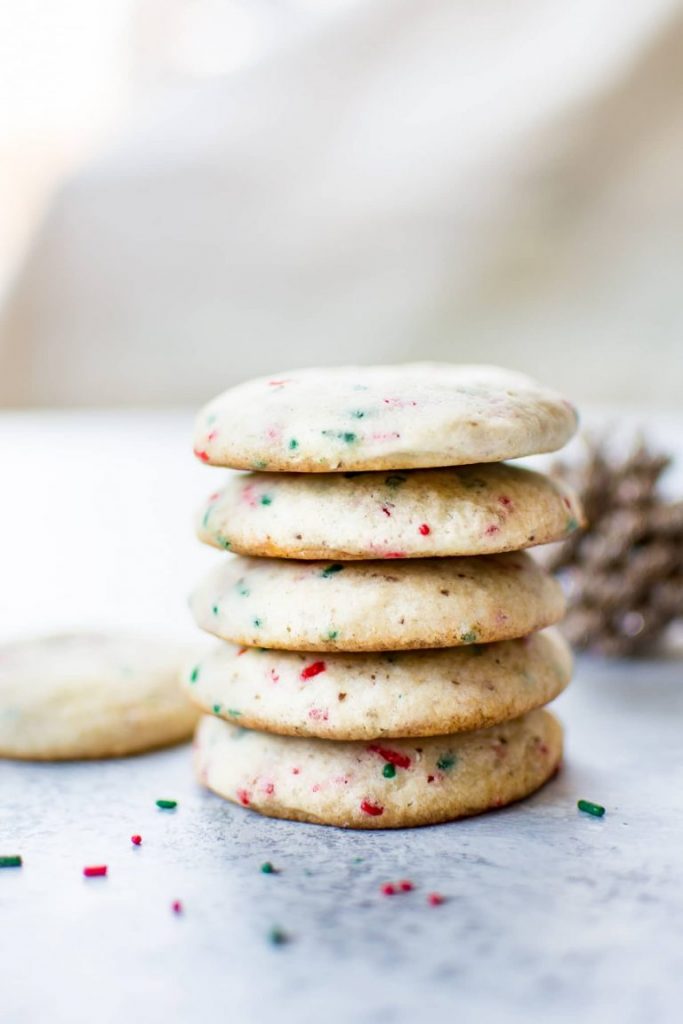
[2,410,682,1024]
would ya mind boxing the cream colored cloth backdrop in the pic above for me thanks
[1,0,682,406]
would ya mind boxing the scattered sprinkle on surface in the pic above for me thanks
[260,862,277,874]
[131,835,142,846]
[427,892,445,906]
[578,799,605,817]
[83,865,107,878]
[171,900,183,914]
[156,799,177,810]
[0,855,22,868]
[268,926,289,946]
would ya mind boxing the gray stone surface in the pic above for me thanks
[3,656,683,1024]
[2,409,682,1023]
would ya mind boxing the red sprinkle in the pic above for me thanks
[381,505,392,517]
[236,789,251,806]
[368,745,411,770]
[485,524,500,535]
[131,835,142,846]
[171,900,183,914]
[360,799,384,817]
[384,551,407,559]
[418,523,431,536]
[427,892,445,906]
[194,448,210,462]
[399,879,414,892]
[300,661,326,681]
[83,865,107,878]
[380,882,396,896]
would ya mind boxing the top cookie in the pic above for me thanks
[193,364,578,472]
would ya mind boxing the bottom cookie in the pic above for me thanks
[194,708,562,829]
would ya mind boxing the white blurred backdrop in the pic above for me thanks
[1,0,682,407]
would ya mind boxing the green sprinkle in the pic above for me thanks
[321,430,357,444]
[156,799,177,810]
[212,704,222,714]
[253,460,268,470]
[288,438,299,450]
[437,754,456,772]
[202,507,212,528]
[227,708,242,717]
[253,617,263,628]
[211,604,219,616]
[321,563,344,578]
[216,534,231,549]
[0,855,22,868]
[460,630,477,644]
[382,763,396,779]
[566,517,579,532]
[352,857,364,863]
[189,666,200,684]
[350,410,366,419]
[237,581,250,596]
[260,495,273,506]
[327,629,339,641]
[268,926,289,946]
[578,799,605,817]
[260,861,276,874]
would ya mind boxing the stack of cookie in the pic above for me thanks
[186,365,582,828]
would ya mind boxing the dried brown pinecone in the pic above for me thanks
[548,436,683,656]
